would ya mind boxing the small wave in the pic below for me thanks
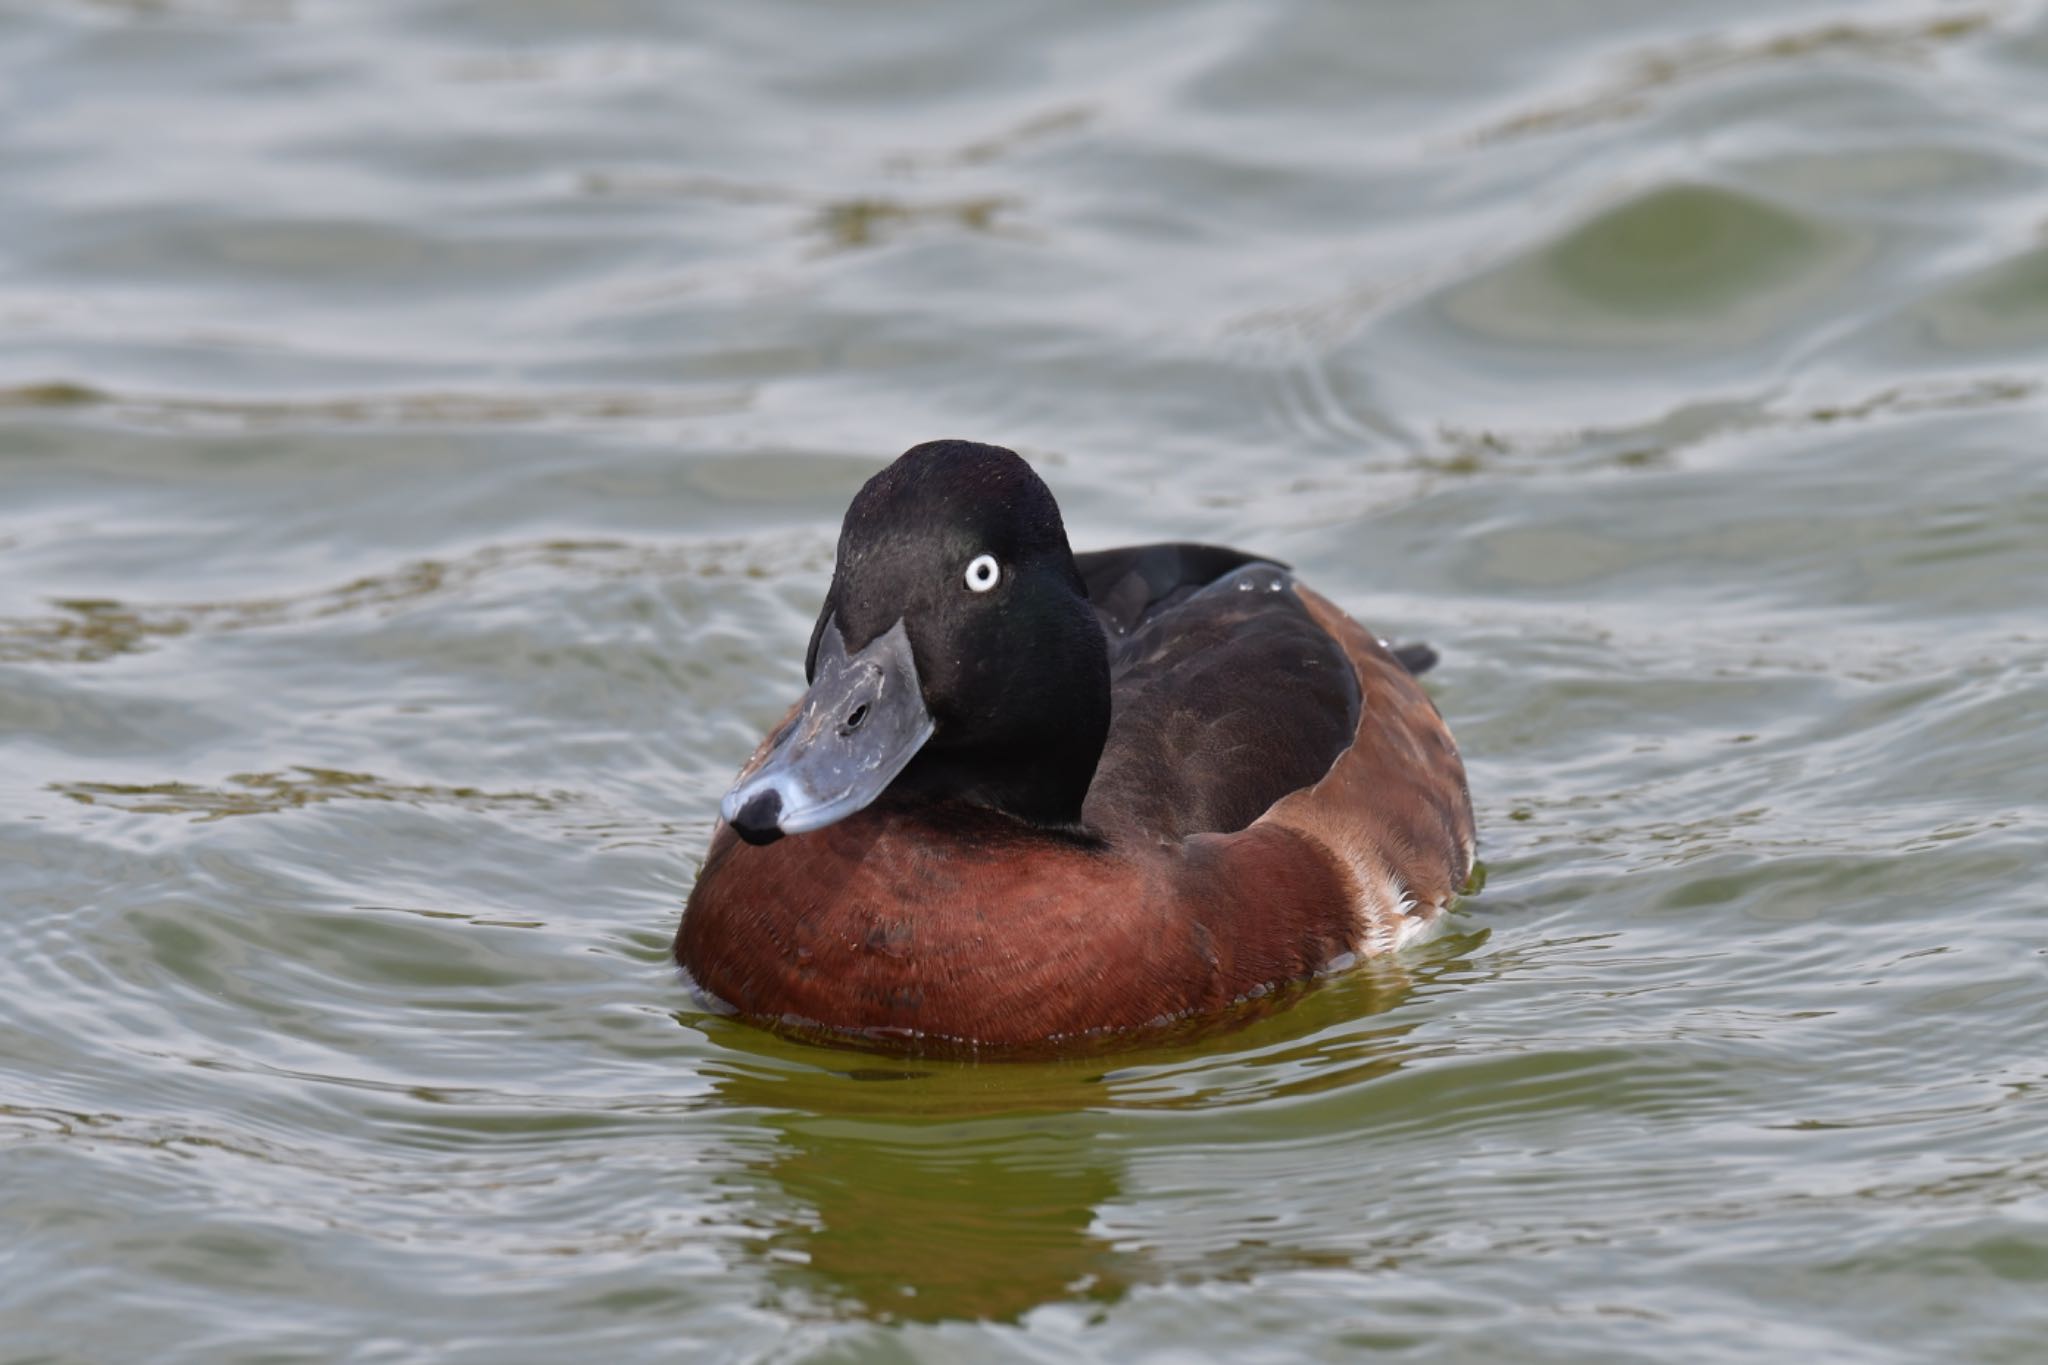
[809,194,1023,252]
[0,535,825,666]
[1469,9,2002,145]
[0,381,749,433]
[49,767,569,823]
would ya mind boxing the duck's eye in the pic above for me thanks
[963,553,1001,593]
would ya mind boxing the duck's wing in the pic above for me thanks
[1074,542,1280,636]
[1084,562,1360,842]
[1079,543,1440,678]
[1250,584,1477,949]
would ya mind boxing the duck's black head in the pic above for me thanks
[721,440,1111,844]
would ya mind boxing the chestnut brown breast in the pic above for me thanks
[677,804,1358,1046]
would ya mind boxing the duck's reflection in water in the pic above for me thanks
[692,946,1467,1324]
[757,1106,1130,1322]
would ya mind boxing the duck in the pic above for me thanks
[674,440,1475,1049]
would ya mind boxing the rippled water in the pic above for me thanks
[5,1,2047,1359]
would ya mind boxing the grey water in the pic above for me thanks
[3,1,2046,1361]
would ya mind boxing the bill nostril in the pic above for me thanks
[844,703,868,731]
[731,789,786,846]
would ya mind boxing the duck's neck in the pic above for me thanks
[891,733,1102,830]
[894,595,1111,831]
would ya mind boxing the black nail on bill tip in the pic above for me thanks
[731,789,786,846]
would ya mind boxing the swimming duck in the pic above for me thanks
[675,440,1475,1049]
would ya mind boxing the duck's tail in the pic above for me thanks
[1390,642,1438,676]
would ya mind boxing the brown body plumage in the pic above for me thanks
[675,442,1475,1050]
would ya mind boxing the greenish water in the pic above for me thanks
[4,0,2047,1360]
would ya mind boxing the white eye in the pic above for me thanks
[963,553,1000,593]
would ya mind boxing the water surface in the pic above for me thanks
[4,1,2047,1360]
